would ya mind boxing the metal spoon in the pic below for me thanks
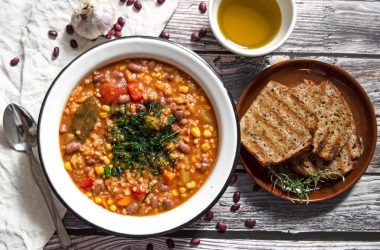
[3,103,71,248]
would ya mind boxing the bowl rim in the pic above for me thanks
[208,0,297,57]
[237,58,377,203]
[37,36,240,236]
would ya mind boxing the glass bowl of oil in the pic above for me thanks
[209,0,296,57]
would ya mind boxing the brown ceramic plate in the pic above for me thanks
[237,59,377,202]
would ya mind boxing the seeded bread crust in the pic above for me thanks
[240,81,315,166]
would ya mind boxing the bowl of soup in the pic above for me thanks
[37,37,239,236]
[209,0,296,56]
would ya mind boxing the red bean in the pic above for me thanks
[174,110,184,120]
[146,243,153,250]
[52,47,60,58]
[93,73,104,83]
[127,0,135,5]
[48,30,58,38]
[114,31,122,38]
[126,202,139,215]
[205,210,214,221]
[118,17,126,26]
[65,141,81,154]
[178,140,191,154]
[150,196,159,208]
[10,57,19,66]
[245,219,256,228]
[166,239,175,249]
[191,33,200,41]
[134,0,142,11]
[70,39,78,49]
[190,238,200,246]
[163,199,174,210]
[159,31,170,40]
[233,191,240,203]
[229,175,238,185]
[157,0,165,4]
[66,24,74,35]
[159,185,170,192]
[86,158,97,166]
[216,221,227,232]
[199,28,207,38]
[199,1,207,13]
[113,23,122,32]
[230,204,240,212]
[128,62,143,72]
[105,30,114,39]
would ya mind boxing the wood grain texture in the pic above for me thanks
[45,236,380,250]
[60,173,380,233]
[164,0,380,54]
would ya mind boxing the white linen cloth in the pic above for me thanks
[0,0,180,249]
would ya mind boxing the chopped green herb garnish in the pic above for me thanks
[142,182,158,203]
[104,165,111,178]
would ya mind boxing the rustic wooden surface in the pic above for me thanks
[45,0,380,249]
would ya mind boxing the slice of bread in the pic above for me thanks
[240,81,316,166]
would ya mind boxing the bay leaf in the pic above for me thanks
[69,96,99,142]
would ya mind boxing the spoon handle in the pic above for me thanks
[29,152,72,248]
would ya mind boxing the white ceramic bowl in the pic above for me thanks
[209,0,297,57]
[38,37,239,236]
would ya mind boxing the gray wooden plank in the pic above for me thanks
[44,235,380,250]
[164,0,380,54]
[61,173,380,233]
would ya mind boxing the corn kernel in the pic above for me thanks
[101,105,111,113]
[94,197,102,204]
[107,153,114,160]
[95,166,104,175]
[85,192,92,198]
[179,86,189,94]
[201,143,211,152]
[109,204,117,212]
[180,193,188,198]
[64,162,72,171]
[105,143,112,151]
[107,199,114,205]
[172,190,179,197]
[99,112,108,119]
[203,130,212,138]
[179,187,187,194]
[186,181,197,189]
[191,127,201,138]
[103,156,111,165]
[70,108,76,114]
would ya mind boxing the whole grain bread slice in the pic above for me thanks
[240,81,316,166]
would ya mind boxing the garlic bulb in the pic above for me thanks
[71,0,115,40]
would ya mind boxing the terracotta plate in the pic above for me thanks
[237,59,377,202]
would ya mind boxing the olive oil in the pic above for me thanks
[217,0,282,49]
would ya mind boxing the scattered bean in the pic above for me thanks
[245,219,256,228]
[159,31,170,40]
[48,30,58,38]
[229,175,238,185]
[146,243,153,250]
[126,202,139,215]
[230,204,240,212]
[128,62,143,72]
[114,31,122,38]
[113,23,122,32]
[199,1,207,13]
[190,238,200,246]
[86,158,97,166]
[70,39,78,49]
[66,24,74,35]
[10,57,19,66]
[118,17,126,26]
[127,0,135,5]
[205,210,214,221]
[134,0,142,11]
[216,221,227,232]
[105,30,114,39]
[233,191,240,203]
[166,239,175,249]
[157,0,165,4]
[65,141,81,154]
[199,28,207,38]
[191,32,200,41]
[52,47,60,58]
[178,140,191,154]
[163,199,174,210]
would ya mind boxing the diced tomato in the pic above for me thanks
[127,83,143,102]
[79,177,95,190]
[99,79,127,104]
[132,191,145,202]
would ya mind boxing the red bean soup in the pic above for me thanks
[59,58,219,216]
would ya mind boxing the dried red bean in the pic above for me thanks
[191,32,200,41]
[10,57,20,66]
[48,30,58,38]
[113,23,122,32]
[190,238,200,246]
[85,158,97,166]
[157,0,165,4]
[134,0,142,11]
[114,31,122,38]
[245,219,256,228]
[199,1,207,13]
[205,210,214,221]
[166,239,175,249]
[159,31,170,40]
[233,191,241,203]
[199,28,207,38]
[70,39,78,49]
[146,243,153,250]
[118,17,125,26]
[230,204,240,212]
[105,30,114,39]
[52,47,60,58]
[229,174,238,185]
[66,24,74,35]
[127,0,135,5]
[65,141,81,154]
[216,221,227,232]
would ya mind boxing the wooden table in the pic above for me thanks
[45,0,380,249]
